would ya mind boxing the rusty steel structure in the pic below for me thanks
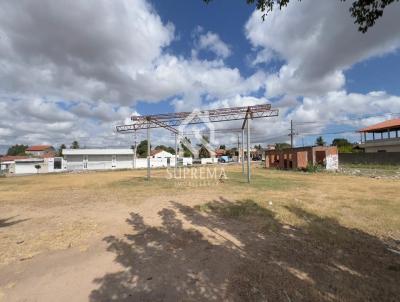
[116,104,278,132]
[116,104,279,182]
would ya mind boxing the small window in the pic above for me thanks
[377,150,387,153]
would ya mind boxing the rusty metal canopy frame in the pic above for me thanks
[116,104,278,132]
[115,103,279,183]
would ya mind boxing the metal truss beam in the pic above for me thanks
[116,104,278,133]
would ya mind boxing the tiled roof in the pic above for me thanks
[359,118,400,132]
[0,155,28,162]
[26,145,53,151]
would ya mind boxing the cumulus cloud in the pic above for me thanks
[290,90,400,125]
[1,0,399,150]
[245,0,400,97]
[197,31,232,59]
[0,0,266,148]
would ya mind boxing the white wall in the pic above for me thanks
[116,155,134,169]
[200,158,218,165]
[64,154,195,171]
[14,162,46,174]
[182,157,193,166]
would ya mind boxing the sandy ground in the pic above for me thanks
[0,166,399,301]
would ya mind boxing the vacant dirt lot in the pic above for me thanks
[0,165,399,301]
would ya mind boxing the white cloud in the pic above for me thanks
[197,31,232,59]
[0,0,267,148]
[245,0,400,97]
[290,90,400,127]
[1,0,399,150]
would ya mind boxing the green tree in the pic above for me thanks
[34,164,41,174]
[58,144,66,156]
[7,144,28,156]
[137,140,150,158]
[181,137,193,158]
[275,143,291,151]
[203,0,399,33]
[219,145,226,150]
[155,145,176,155]
[332,138,354,153]
[71,141,80,149]
[315,136,326,146]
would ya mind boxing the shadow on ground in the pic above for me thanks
[0,216,29,228]
[90,199,400,301]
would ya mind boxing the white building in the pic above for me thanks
[6,157,65,174]
[62,149,193,171]
[152,150,174,158]
[63,149,134,170]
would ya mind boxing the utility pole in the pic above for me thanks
[246,118,251,183]
[237,134,240,163]
[290,120,294,148]
[174,133,178,177]
[133,131,137,169]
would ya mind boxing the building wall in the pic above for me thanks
[116,154,134,169]
[14,161,48,174]
[364,145,400,153]
[265,146,338,170]
[65,155,84,170]
[361,137,400,153]
[88,155,111,170]
[339,152,400,165]
[65,154,194,171]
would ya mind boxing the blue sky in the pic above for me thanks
[0,0,399,153]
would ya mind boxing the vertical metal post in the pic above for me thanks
[237,134,240,163]
[133,131,137,169]
[241,128,245,175]
[147,123,150,180]
[247,118,251,183]
[174,133,178,177]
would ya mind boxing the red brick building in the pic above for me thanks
[265,146,338,170]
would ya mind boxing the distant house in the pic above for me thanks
[26,145,55,157]
[359,118,400,153]
[215,149,226,158]
[0,155,65,174]
[151,150,174,158]
[0,155,28,172]
[63,149,134,170]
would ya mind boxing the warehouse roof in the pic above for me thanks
[359,118,400,133]
[62,149,134,155]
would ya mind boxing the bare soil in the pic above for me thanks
[0,166,399,301]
